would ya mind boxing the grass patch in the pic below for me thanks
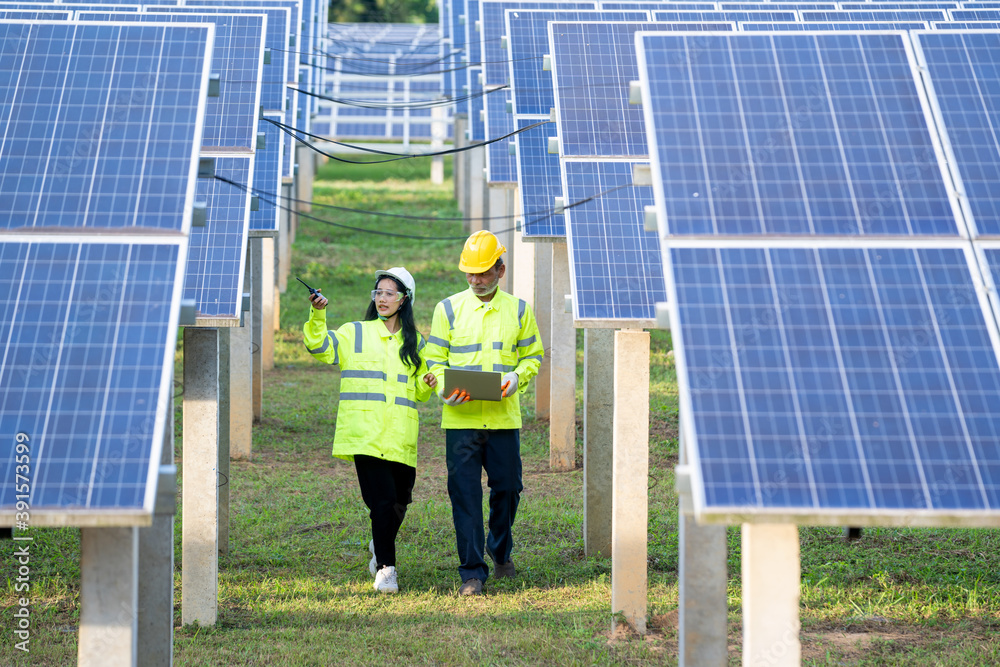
[3,156,1000,665]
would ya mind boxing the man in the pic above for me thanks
[425,230,544,596]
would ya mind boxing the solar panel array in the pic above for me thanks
[637,30,1000,525]
[0,20,211,524]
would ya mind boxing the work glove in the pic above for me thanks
[501,372,519,398]
[441,388,471,406]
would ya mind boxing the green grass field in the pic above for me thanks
[3,154,1000,665]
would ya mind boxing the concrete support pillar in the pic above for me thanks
[283,183,296,246]
[431,105,446,185]
[742,524,800,667]
[511,229,535,306]
[488,185,512,292]
[611,328,649,634]
[218,328,231,555]
[78,527,138,666]
[549,241,575,470]
[583,328,613,557]
[262,237,275,371]
[534,242,552,419]
[250,237,263,422]
[137,390,174,667]
[182,327,219,626]
[679,515,728,666]
[454,115,467,210]
[296,144,314,213]
[230,255,253,460]
[468,144,485,233]
[277,200,289,293]
[678,427,729,667]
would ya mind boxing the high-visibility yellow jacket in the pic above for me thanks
[425,287,544,430]
[303,310,432,468]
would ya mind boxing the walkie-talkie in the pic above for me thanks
[296,276,319,296]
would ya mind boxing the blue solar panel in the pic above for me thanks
[0,3,141,9]
[145,5,289,113]
[667,244,1000,519]
[452,0,469,116]
[506,9,649,115]
[486,87,516,182]
[800,9,948,20]
[636,32,961,237]
[515,116,564,236]
[0,21,212,232]
[551,21,734,158]
[480,0,596,86]
[185,157,251,319]
[564,160,664,321]
[952,10,1000,20]
[283,90,297,178]
[932,20,1000,26]
[77,12,265,151]
[0,10,70,18]
[0,239,186,521]
[913,31,1000,238]
[250,115,283,232]
[653,10,799,21]
[600,2,714,8]
[740,21,930,30]
[469,66,486,141]
[839,2,958,8]
[722,2,837,8]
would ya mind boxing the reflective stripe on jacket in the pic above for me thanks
[425,287,543,429]
[303,310,432,468]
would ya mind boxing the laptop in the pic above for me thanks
[443,369,502,401]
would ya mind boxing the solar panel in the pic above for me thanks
[721,2,837,9]
[635,32,962,238]
[740,21,931,30]
[563,159,665,323]
[550,21,735,158]
[283,91,297,179]
[912,30,1000,238]
[839,2,958,8]
[249,114,283,233]
[636,31,1000,525]
[800,9,948,20]
[0,10,70,18]
[0,238,187,523]
[184,156,252,320]
[469,66,486,141]
[0,20,212,232]
[515,116,565,237]
[479,0,596,86]
[653,10,799,21]
[0,3,140,9]
[505,9,649,115]
[146,5,290,114]
[951,9,1000,20]
[599,3,715,9]
[452,0,469,116]
[485,87,516,182]
[76,12,265,151]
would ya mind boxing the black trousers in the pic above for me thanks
[354,454,416,568]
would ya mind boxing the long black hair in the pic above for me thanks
[364,276,422,376]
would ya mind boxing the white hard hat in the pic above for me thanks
[374,267,415,304]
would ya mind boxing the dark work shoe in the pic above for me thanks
[493,560,516,579]
[486,545,516,579]
[458,578,483,596]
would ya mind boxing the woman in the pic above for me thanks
[303,267,437,593]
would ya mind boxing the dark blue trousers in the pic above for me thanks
[446,428,522,583]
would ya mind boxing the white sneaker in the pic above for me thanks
[368,540,377,576]
[373,565,398,593]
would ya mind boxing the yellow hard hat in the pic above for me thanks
[458,230,506,273]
